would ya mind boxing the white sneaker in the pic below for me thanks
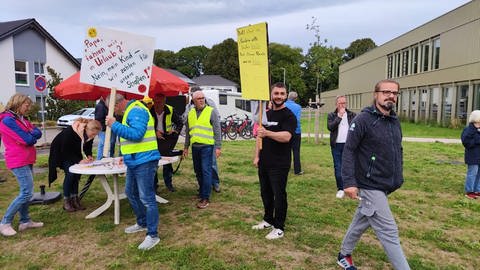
[138,235,160,250]
[0,223,17,236]
[251,220,272,230]
[265,228,284,240]
[18,221,44,232]
[124,223,147,234]
[336,190,345,199]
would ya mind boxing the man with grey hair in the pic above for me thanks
[327,95,356,199]
[285,91,303,175]
[105,93,161,250]
[184,86,222,193]
[183,90,222,209]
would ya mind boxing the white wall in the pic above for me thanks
[45,39,79,95]
[0,37,16,106]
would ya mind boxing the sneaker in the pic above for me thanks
[213,184,221,193]
[124,223,147,234]
[337,253,357,270]
[0,223,17,236]
[265,228,284,240]
[138,235,160,250]
[196,199,209,209]
[465,192,478,199]
[251,220,272,230]
[336,190,345,199]
[167,186,176,192]
[18,221,44,232]
[294,171,304,175]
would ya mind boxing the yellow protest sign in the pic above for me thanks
[237,22,270,101]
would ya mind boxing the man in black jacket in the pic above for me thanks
[336,80,410,270]
[327,95,356,199]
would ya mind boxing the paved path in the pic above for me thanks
[301,133,461,144]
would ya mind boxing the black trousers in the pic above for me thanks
[291,133,302,174]
[258,166,289,231]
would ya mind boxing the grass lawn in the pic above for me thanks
[0,139,478,269]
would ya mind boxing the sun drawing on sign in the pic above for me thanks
[88,27,97,38]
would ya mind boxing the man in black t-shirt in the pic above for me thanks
[252,82,296,240]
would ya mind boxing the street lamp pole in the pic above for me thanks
[280,67,286,84]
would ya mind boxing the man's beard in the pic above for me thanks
[272,99,285,108]
[380,100,395,111]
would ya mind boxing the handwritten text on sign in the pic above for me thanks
[80,27,155,95]
[237,22,270,101]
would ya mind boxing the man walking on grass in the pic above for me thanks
[337,80,410,270]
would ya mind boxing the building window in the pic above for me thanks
[395,53,401,77]
[15,60,29,86]
[219,94,227,105]
[412,46,419,74]
[401,50,409,76]
[34,61,45,80]
[387,55,393,78]
[421,42,430,72]
[431,38,440,70]
[235,99,251,112]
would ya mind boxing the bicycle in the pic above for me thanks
[236,114,253,139]
[221,114,238,140]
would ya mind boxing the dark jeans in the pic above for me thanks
[291,133,302,174]
[331,143,345,190]
[258,166,289,231]
[62,160,81,198]
[192,145,214,200]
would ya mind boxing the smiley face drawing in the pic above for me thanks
[88,27,97,38]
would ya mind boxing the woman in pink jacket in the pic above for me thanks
[0,94,43,237]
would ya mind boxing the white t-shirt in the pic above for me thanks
[156,111,165,133]
[336,113,349,143]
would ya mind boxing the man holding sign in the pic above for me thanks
[252,82,296,240]
[106,94,160,250]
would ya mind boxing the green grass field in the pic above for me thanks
[0,137,478,269]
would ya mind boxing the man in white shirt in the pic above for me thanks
[327,96,356,199]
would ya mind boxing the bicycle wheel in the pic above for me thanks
[226,125,237,140]
[242,126,253,139]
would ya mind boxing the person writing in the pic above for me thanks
[106,93,161,250]
[252,82,296,240]
[48,118,101,212]
[0,94,43,236]
[337,80,410,270]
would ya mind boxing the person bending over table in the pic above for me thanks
[48,118,101,212]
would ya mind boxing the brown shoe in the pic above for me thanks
[63,198,76,212]
[196,199,209,209]
[71,196,86,211]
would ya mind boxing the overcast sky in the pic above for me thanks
[1,0,471,58]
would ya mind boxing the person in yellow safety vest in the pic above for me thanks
[105,93,161,251]
[183,90,222,209]
[150,93,183,192]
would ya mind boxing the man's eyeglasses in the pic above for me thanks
[376,90,399,97]
[195,97,205,100]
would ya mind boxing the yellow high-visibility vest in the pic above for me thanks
[188,106,214,145]
[120,100,157,154]
[165,104,173,132]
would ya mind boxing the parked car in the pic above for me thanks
[57,108,95,127]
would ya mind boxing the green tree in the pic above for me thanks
[268,43,307,104]
[174,45,209,78]
[45,66,84,120]
[343,38,376,61]
[204,38,240,84]
[153,49,176,68]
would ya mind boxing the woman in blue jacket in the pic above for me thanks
[461,110,480,199]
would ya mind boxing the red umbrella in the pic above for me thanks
[54,66,189,100]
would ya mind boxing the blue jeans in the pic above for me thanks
[192,145,213,200]
[96,131,117,160]
[331,143,345,190]
[465,164,480,193]
[62,160,81,198]
[258,166,289,231]
[291,133,302,174]
[163,164,173,188]
[125,160,159,237]
[1,165,34,224]
[212,151,220,187]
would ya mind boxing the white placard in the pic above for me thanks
[80,27,155,95]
